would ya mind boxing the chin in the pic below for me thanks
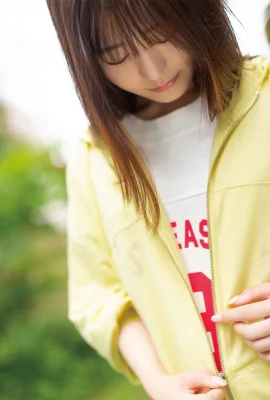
[155,89,189,104]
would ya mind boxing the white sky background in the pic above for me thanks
[0,0,269,148]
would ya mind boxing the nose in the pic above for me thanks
[137,47,167,83]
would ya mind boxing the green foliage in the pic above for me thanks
[0,108,147,400]
[0,111,66,332]
[0,317,119,400]
[266,4,270,43]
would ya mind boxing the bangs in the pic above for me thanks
[89,0,188,64]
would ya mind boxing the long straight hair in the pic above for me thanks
[46,0,243,231]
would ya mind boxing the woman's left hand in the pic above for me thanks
[211,283,270,362]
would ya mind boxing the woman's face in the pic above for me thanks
[100,40,194,104]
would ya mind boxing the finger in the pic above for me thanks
[259,351,270,362]
[184,390,224,399]
[180,371,227,390]
[211,299,270,323]
[228,283,270,306]
[206,389,225,400]
[197,388,210,394]
[184,392,209,399]
[246,336,270,353]
[233,318,270,341]
[201,376,227,390]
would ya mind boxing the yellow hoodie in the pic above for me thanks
[67,57,270,400]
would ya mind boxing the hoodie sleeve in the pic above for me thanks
[66,137,139,383]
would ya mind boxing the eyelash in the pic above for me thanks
[106,54,130,66]
[104,40,169,66]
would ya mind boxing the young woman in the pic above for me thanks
[46,1,270,399]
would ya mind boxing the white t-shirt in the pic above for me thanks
[122,97,221,370]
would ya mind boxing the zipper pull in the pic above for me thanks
[219,372,226,380]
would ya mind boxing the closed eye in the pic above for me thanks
[100,44,130,66]
[100,35,169,66]
[105,54,130,66]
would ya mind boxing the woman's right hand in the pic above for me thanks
[118,318,226,399]
[148,370,227,400]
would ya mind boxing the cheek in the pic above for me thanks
[102,62,139,92]
[166,44,193,68]
[173,49,194,83]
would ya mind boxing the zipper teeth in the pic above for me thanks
[207,91,260,400]
[157,234,218,371]
[207,204,234,400]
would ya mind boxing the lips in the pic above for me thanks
[150,73,179,93]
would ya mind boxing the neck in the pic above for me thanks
[135,89,200,121]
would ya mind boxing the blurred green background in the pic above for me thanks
[0,107,147,400]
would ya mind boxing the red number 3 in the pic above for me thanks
[188,272,221,372]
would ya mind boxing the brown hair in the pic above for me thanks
[46,0,243,231]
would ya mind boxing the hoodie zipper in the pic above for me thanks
[158,90,260,400]
[157,233,222,379]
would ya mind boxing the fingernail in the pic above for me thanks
[228,295,250,305]
[211,314,223,322]
[211,376,227,386]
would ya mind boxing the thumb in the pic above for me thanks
[179,371,227,391]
